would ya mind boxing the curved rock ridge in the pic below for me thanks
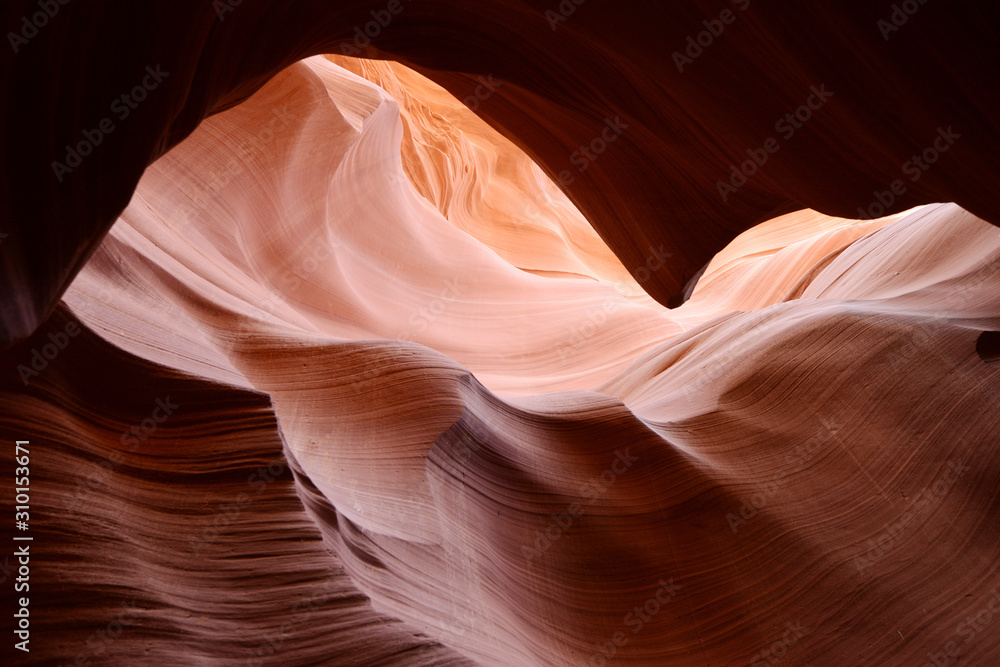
[64,56,683,397]
[324,55,642,292]
[3,2,1000,341]
[1,52,991,666]
[0,306,475,667]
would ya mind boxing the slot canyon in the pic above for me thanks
[2,2,1000,665]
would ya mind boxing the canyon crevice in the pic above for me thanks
[2,4,999,666]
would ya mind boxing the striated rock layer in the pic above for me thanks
[1,53,998,665]
[3,2,1000,340]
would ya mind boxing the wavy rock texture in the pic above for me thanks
[1,306,475,666]
[3,2,1000,340]
[2,50,998,666]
